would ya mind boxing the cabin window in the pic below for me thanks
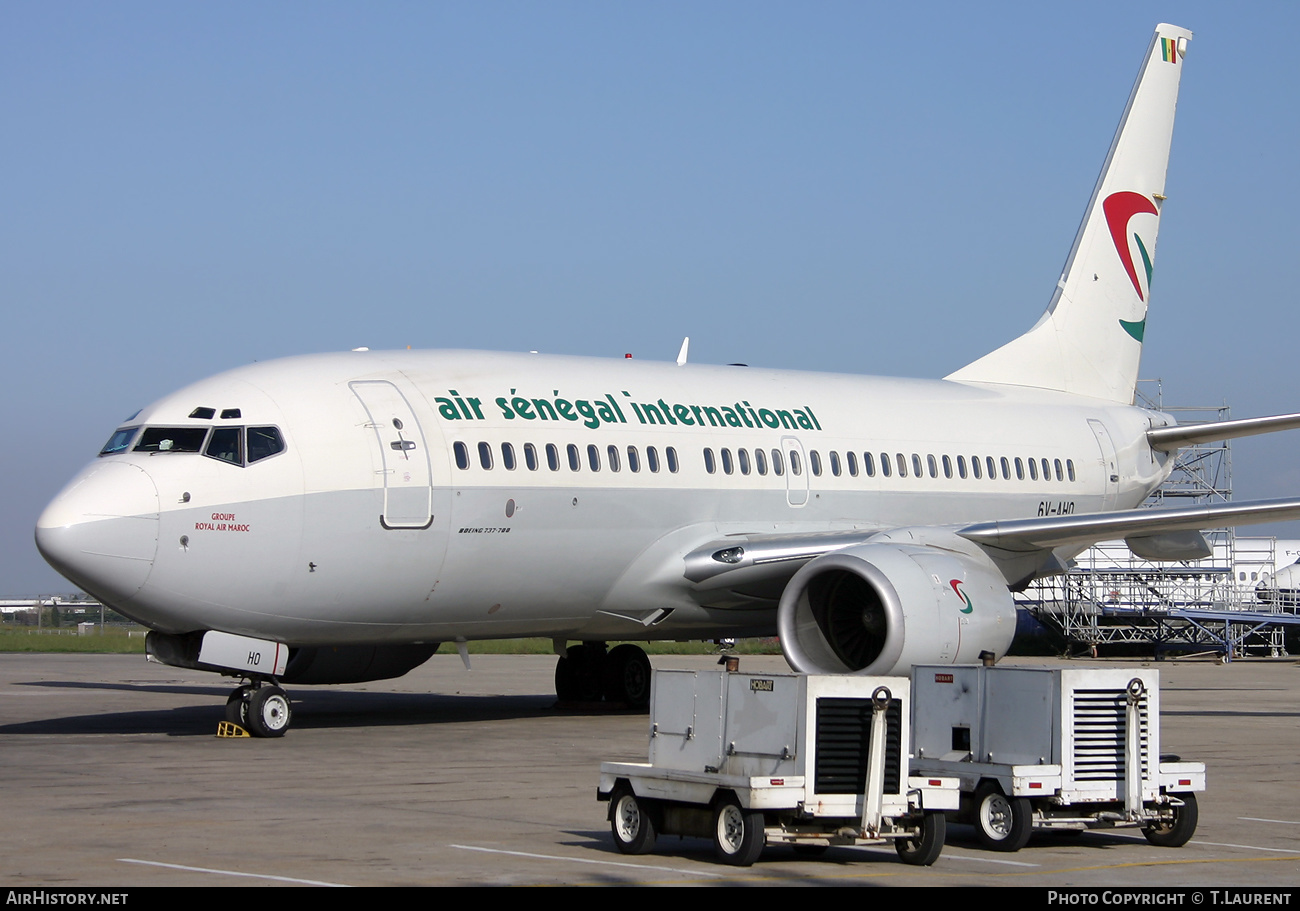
[546,443,560,471]
[738,448,751,475]
[587,444,601,472]
[627,446,640,473]
[896,453,907,478]
[847,451,859,477]
[789,450,801,476]
[755,448,768,476]
[987,456,997,479]
[205,428,243,465]
[1028,457,1038,480]
[942,455,952,479]
[478,441,494,470]
[607,445,620,472]
[1054,458,1063,481]
[880,453,891,477]
[501,442,517,471]
[957,455,967,479]
[1067,459,1076,482]
[927,454,938,478]
[704,448,716,474]
[666,447,679,473]
[860,452,871,477]
[135,427,209,453]
[647,446,660,473]
[1001,457,1011,480]
[1041,458,1051,480]
[99,427,139,456]
[829,451,841,477]
[809,450,821,477]
[567,443,581,471]
[1015,457,1024,480]
[771,449,784,476]
[912,454,924,477]
[971,455,981,479]
[454,441,470,470]
[722,448,734,475]
[524,443,539,471]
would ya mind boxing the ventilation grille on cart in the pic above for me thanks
[1071,687,1150,780]
[813,697,902,795]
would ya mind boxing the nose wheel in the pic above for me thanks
[225,683,292,737]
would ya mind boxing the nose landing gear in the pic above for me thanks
[225,681,292,737]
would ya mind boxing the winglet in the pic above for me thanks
[947,24,1193,404]
[676,337,690,367]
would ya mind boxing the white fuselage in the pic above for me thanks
[36,349,1174,647]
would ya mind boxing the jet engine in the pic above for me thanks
[776,535,1016,675]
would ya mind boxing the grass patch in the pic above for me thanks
[0,626,782,657]
[468,638,783,656]
[0,626,148,654]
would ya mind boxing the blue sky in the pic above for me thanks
[5,2,1299,595]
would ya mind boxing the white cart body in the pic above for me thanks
[909,665,1204,832]
[599,669,957,856]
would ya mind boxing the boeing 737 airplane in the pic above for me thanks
[34,24,1300,736]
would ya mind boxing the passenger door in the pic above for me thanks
[350,380,433,529]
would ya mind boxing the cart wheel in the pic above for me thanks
[1142,792,1198,847]
[974,783,1032,852]
[608,784,657,854]
[713,795,765,866]
[246,685,291,738]
[895,811,946,866]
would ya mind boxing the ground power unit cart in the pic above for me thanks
[909,665,1205,851]
[598,668,958,866]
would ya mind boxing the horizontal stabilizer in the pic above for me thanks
[1147,412,1300,452]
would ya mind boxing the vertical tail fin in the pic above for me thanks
[947,24,1192,404]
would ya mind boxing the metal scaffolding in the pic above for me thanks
[1021,383,1296,659]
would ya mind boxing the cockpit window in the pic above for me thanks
[247,426,285,463]
[205,427,243,465]
[99,427,139,456]
[134,427,209,453]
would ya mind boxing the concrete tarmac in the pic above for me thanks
[1,651,1299,887]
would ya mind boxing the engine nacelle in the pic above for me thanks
[777,536,1016,675]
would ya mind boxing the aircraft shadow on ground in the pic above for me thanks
[0,685,612,736]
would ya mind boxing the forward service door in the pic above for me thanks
[350,380,434,529]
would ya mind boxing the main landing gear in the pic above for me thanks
[225,681,292,737]
[554,642,652,709]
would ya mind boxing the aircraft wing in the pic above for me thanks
[683,498,1300,601]
[956,497,1300,551]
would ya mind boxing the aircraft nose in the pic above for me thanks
[35,461,160,602]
